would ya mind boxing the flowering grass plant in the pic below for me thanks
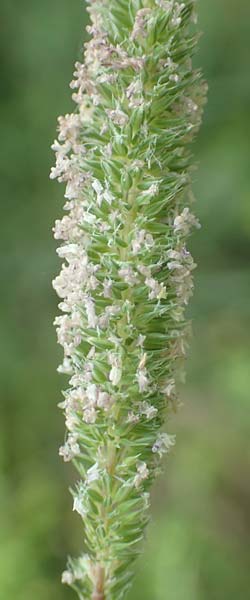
[51,1,206,598]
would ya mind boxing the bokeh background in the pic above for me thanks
[1,1,250,598]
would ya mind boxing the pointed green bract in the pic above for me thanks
[51,1,206,598]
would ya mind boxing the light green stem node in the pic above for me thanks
[51,1,207,598]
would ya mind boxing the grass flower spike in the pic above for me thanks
[51,1,207,598]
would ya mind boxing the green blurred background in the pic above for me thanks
[1,1,250,598]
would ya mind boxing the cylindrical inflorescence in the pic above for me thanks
[51,1,207,599]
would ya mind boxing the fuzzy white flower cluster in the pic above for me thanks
[51,1,206,598]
